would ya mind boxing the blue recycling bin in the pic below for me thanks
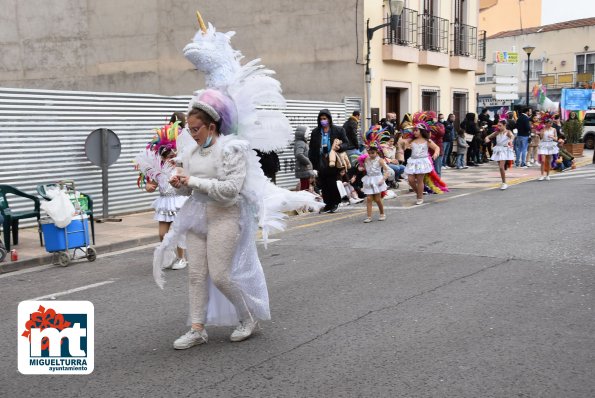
[40,216,90,253]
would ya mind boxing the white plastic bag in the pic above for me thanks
[41,190,75,228]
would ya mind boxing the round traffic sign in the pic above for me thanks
[85,128,121,167]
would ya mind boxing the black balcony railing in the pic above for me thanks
[451,23,477,58]
[383,8,418,47]
[418,14,449,53]
[478,30,486,61]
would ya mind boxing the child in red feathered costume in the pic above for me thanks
[401,112,449,205]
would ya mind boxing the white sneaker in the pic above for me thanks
[538,176,545,181]
[173,328,208,349]
[349,197,364,204]
[545,175,550,181]
[230,319,258,342]
[363,217,372,223]
[500,183,508,190]
[378,214,386,221]
[171,258,188,270]
[535,162,541,166]
[416,199,424,205]
[527,161,533,166]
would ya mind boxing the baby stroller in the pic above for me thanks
[0,214,6,262]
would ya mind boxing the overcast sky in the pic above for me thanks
[541,0,595,24]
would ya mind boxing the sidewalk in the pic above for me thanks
[2,150,592,274]
[0,211,159,273]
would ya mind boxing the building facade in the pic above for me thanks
[478,0,541,37]
[0,0,483,126]
[476,18,595,111]
[366,0,484,127]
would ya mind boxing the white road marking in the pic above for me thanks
[0,264,55,279]
[28,280,116,301]
[550,172,595,180]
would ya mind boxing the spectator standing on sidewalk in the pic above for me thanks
[485,119,515,190]
[455,129,469,169]
[294,126,314,191]
[442,114,455,168]
[343,110,362,159]
[460,113,480,166]
[309,109,349,213]
[515,107,532,168]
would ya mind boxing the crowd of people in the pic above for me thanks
[290,106,576,212]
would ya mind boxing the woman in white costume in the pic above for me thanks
[484,119,515,190]
[154,13,323,350]
[536,116,559,181]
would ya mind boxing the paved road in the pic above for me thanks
[1,166,594,397]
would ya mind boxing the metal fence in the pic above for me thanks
[383,8,418,47]
[451,23,477,58]
[0,87,360,225]
[419,14,449,53]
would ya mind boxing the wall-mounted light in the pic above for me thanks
[585,45,590,52]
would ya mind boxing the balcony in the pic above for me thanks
[476,30,487,75]
[382,8,419,63]
[417,14,449,68]
[540,71,594,89]
[450,23,478,71]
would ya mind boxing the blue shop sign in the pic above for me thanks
[561,89,593,110]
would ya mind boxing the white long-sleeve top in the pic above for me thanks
[178,136,248,206]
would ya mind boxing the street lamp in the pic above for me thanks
[365,0,404,129]
[523,45,536,107]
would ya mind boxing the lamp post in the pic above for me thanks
[523,45,535,107]
[365,0,404,129]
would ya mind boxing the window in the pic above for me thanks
[452,92,468,131]
[421,89,440,112]
[522,59,543,81]
[576,53,595,75]
[477,63,494,84]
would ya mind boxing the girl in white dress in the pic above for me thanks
[360,145,388,223]
[536,117,558,181]
[485,119,515,190]
[140,118,188,270]
[404,125,440,205]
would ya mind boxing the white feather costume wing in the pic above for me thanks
[183,23,292,152]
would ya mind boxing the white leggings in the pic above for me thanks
[186,204,251,325]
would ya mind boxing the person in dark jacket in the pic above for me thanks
[515,107,532,167]
[442,113,455,168]
[308,109,349,213]
[342,110,361,154]
[460,112,481,166]
[255,150,281,184]
[294,126,314,191]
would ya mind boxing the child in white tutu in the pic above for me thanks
[485,119,515,190]
[360,145,389,223]
[404,124,440,205]
[138,116,188,270]
[536,115,559,181]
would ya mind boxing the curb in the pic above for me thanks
[0,235,160,274]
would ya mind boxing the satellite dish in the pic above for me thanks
[84,129,122,222]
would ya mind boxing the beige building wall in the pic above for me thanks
[479,0,542,37]
[476,23,595,101]
[365,0,480,121]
